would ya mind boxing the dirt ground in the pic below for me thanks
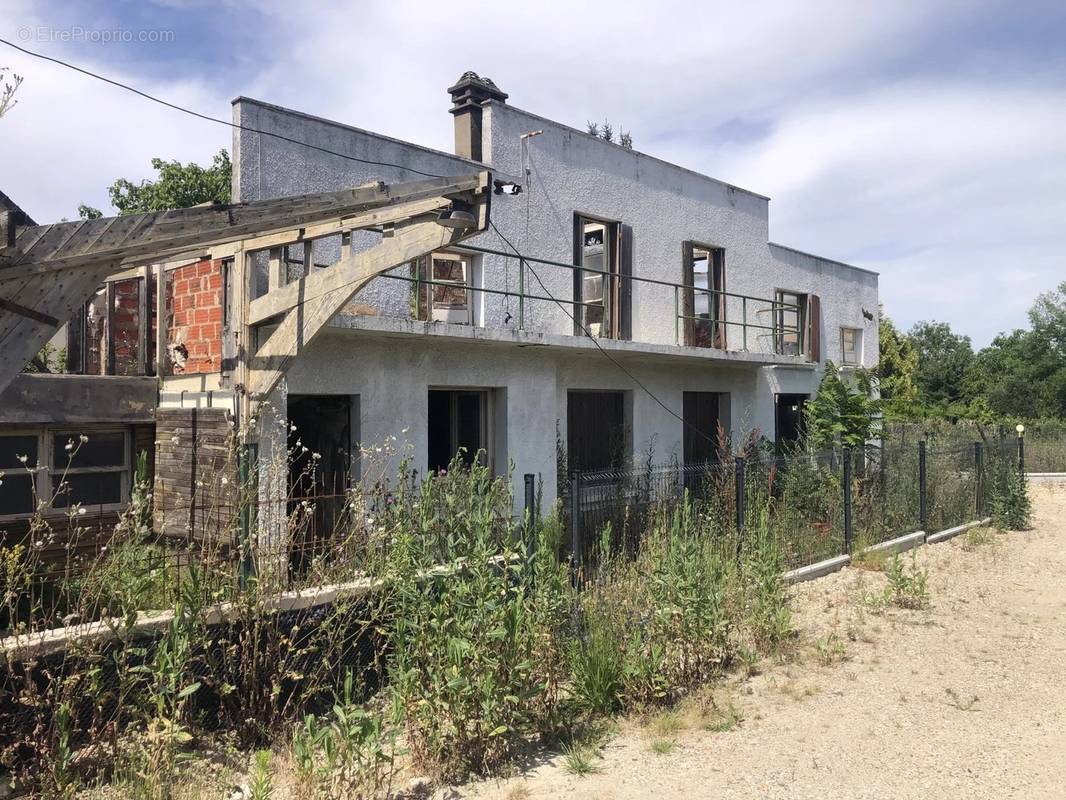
[460,483,1066,800]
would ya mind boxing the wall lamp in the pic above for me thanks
[435,201,478,229]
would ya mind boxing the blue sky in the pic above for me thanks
[2,0,1065,347]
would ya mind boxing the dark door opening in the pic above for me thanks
[683,392,722,465]
[428,390,488,473]
[775,393,808,450]
[567,391,627,473]
[288,395,352,572]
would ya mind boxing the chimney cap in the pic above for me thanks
[448,71,507,113]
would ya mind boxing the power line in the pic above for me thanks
[487,219,717,447]
[0,38,452,180]
[5,35,718,449]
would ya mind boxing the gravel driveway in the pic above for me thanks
[461,483,1066,800]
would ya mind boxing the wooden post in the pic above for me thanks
[139,264,151,376]
[155,263,166,378]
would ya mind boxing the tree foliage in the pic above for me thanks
[879,281,1066,422]
[805,362,880,450]
[109,149,232,214]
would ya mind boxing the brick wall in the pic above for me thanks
[153,407,238,544]
[166,259,224,375]
[111,277,142,375]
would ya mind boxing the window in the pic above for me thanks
[67,277,149,376]
[413,252,476,324]
[683,244,726,348]
[428,390,492,472]
[0,435,40,517]
[841,327,862,365]
[0,429,130,519]
[774,290,806,356]
[573,216,631,339]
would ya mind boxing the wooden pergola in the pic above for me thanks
[0,172,491,410]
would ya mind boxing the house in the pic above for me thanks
[0,71,878,559]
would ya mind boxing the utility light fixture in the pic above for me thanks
[435,208,477,229]
[1016,423,1025,436]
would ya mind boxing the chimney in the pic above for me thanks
[447,71,507,162]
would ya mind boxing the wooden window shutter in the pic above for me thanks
[681,241,695,346]
[618,224,633,340]
[572,214,584,336]
[712,249,727,349]
[806,294,821,361]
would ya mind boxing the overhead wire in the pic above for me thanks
[4,37,721,447]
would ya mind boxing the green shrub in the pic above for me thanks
[991,468,1032,530]
[376,457,559,782]
[885,552,930,610]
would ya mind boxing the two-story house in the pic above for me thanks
[0,72,878,555]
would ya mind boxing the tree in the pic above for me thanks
[805,362,880,450]
[585,119,634,149]
[908,321,974,408]
[1029,281,1066,359]
[94,149,232,216]
[0,67,23,118]
[78,204,103,220]
[877,311,919,418]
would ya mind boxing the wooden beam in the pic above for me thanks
[0,174,486,277]
[267,247,284,291]
[0,295,60,326]
[246,218,478,399]
[155,263,166,378]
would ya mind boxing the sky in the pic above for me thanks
[2,0,1065,348]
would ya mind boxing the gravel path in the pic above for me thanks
[460,483,1066,800]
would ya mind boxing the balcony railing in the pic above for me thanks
[380,244,804,357]
[246,234,805,359]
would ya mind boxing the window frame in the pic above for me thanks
[773,289,807,357]
[0,428,131,522]
[682,243,727,348]
[840,327,862,366]
[428,251,475,325]
[574,214,621,339]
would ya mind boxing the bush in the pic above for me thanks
[374,457,565,782]
[991,467,1032,530]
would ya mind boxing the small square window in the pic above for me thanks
[841,327,862,365]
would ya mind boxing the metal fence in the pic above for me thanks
[566,438,1033,573]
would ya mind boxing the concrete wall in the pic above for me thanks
[231,92,879,509]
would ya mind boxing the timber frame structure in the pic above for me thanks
[0,172,492,434]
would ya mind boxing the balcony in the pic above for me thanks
[245,232,810,365]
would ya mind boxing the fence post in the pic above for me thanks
[974,442,983,518]
[734,456,746,561]
[918,440,928,534]
[843,447,853,553]
[523,472,536,555]
[1017,431,1025,476]
[569,471,581,579]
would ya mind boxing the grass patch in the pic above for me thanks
[814,632,848,666]
[649,738,677,755]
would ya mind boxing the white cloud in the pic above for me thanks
[2,0,1064,346]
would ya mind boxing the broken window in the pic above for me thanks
[573,217,631,339]
[67,277,149,376]
[567,390,628,472]
[841,327,862,365]
[412,252,477,324]
[773,290,807,356]
[428,389,490,472]
[0,434,40,517]
[682,244,726,348]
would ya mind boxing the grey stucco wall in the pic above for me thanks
[231,94,879,510]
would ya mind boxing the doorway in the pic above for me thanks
[774,393,808,450]
[428,389,490,472]
[287,395,352,571]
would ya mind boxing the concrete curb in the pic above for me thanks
[783,554,851,585]
[926,518,992,545]
[1027,473,1066,483]
[859,530,926,557]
